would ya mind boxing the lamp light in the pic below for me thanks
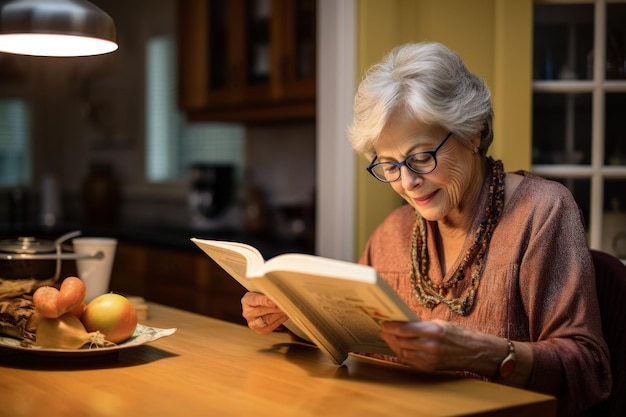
[0,0,117,57]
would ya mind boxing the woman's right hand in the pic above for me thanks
[241,292,289,334]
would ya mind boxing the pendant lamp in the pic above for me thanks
[0,0,117,57]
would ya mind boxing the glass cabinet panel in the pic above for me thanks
[603,179,626,258]
[532,1,626,258]
[178,0,317,120]
[605,93,626,165]
[208,0,229,90]
[532,92,592,165]
[606,3,626,80]
[293,0,316,80]
[533,4,593,81]
[247,0,271,83]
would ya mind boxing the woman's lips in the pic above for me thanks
[412,190,438,206]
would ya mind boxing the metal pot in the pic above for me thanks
[0,236,57,280]
[0,231,103,282]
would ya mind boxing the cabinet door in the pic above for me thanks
[197,257,248,325]
[178,0,250,108]
[144,247,201,311]
[142,246,247,323]
[178,0,316,122]
[178,0,210,110]
[271,0,316,102]
[206,0,271,106]
[109,243,147,297]
[242,0,317,104]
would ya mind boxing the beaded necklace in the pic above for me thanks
[409,158,505,316]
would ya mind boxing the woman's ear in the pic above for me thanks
[470,137,481,155]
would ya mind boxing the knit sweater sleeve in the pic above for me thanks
[515,176,611,415]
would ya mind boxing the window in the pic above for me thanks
[145,35,244,183]
[0,99,31,186]
[532,0,626,258]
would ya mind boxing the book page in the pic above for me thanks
[252,255,419,363]
[261,278,350,364]
[191,238,311,342]
[191,238,265,291]
[257,253,380,284]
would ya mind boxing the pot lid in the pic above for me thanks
[0,236,56,254]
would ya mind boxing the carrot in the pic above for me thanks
[33,286,61,318]
[33,277,87,318]
[58,277,87,316]
[68,301,86,318]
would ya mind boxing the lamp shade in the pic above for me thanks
[0,0,117,56]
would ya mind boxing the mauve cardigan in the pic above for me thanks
[359,169,611,417]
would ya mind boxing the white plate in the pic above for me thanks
[0,324,176,357]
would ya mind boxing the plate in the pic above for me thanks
[0,324,176,357]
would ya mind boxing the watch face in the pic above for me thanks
[499,356,516,378]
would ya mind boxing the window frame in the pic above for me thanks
[532,0,626,253]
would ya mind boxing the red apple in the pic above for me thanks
[81,293,138,343]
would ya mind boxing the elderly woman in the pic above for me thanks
[242,42,610,416]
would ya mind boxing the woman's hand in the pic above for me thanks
[379,319,531,384]
[241,292,289,335]
[380,319,467,372]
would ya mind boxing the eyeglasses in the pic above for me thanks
[366,132,453,182]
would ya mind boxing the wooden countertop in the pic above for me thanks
[0,303,556,417]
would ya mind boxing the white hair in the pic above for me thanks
[348,42,494,160]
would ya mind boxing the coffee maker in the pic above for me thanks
[188,164,234,229]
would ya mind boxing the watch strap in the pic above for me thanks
[498,339,516,379]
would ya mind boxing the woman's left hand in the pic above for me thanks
[380,319,533,386]
[379,319,489,373]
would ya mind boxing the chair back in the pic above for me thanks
[589,250,626,417]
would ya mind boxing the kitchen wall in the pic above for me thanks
[0,0,317,234]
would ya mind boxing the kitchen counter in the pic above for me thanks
[0,302,557,417]
[0,222,313,258]
[0,222,311,326]
[111,224,312,258]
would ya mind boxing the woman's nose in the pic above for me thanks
[400,165,423,189]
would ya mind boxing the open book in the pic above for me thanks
[191,238,419,365]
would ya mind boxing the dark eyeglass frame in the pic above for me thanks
[366,132,453,183]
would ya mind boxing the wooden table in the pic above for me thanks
[0,303,556,417]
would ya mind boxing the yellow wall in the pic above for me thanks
[354,0,533,258]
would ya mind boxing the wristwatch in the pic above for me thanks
[498,339,516,379]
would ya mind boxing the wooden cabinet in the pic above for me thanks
[110,243,247,325]
[109,243,147,297]
[177,0,316,122]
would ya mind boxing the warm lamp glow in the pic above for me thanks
[0,33,117,56]
[0,0,118,57]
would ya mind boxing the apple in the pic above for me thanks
[81,293,138,343]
